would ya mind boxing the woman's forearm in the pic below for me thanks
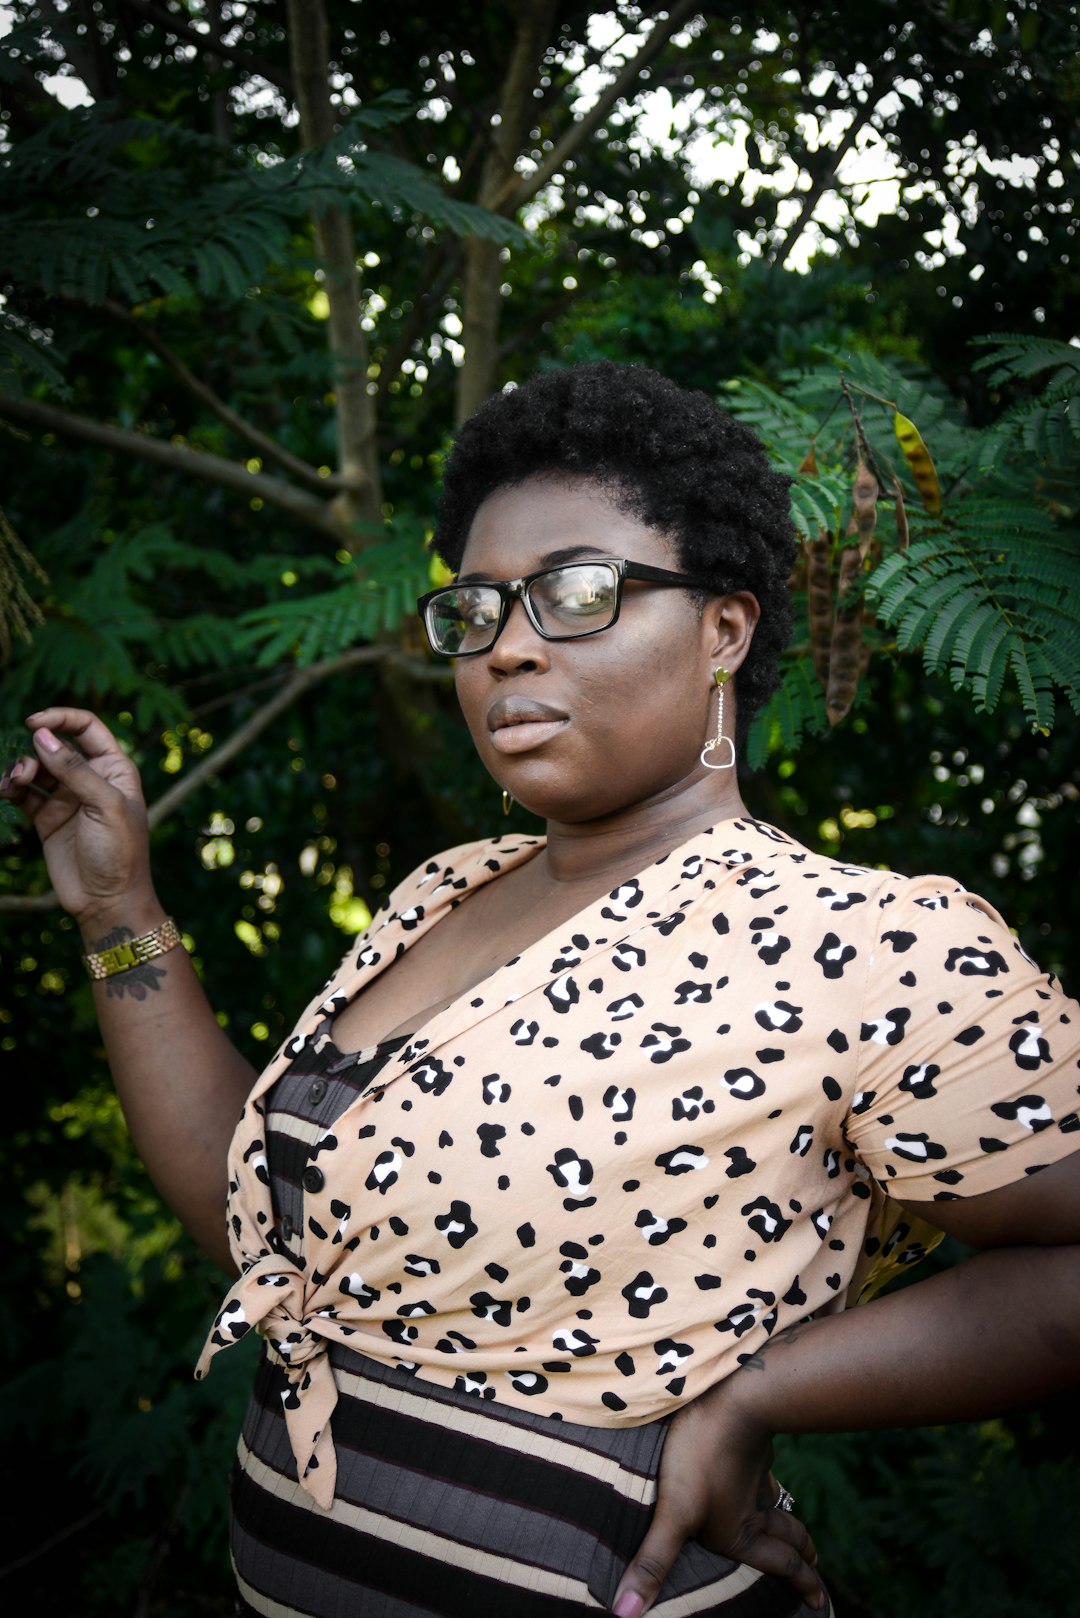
[3,713,257,1268]
[610,1240,1080,1617]
[727,1241,1080,1437]
[81,892,256,1272]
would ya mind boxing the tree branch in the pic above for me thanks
[202,0,233,143]
[499,0,701,213]
[99,300,364,497]
[144,647,386,827]
[0,1506,107,1576]
[34,0,116,101]
[287,0,382,534]
[495,282,581,362]
[116,0,292,94]
[373,248,460,406]
[0,393,345,539]
[457,0,559,421]
[769,90,879,269]
[0,646,450,914]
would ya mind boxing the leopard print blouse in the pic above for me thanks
[197,816,1079,1507]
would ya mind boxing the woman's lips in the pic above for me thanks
[486,697,569,755]
[488,717,569,754]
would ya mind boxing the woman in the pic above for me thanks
[4,363,1078,1618]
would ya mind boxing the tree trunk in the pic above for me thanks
[455,0,699,422]
[456,0,558,423]
[287,0,383,538]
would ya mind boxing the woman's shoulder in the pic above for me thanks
[714,814,973,910]
[716,819,1036,982]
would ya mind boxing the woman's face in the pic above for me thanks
[452,474,752,825]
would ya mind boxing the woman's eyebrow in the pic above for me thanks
[543,544,616,565]
[456,544,616,582]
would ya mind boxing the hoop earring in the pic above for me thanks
[700,667,735,771]
[502,789,514,816]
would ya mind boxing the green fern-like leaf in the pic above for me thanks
[971,332,1080,387]
[724,378,824,467]
[866,497,1080,728]
[726,358,977,534]
[788,472,851,542]
[0,728,28,844]
[1008,641,1057,732]
[0,521,339,728]
[745,656,829,771]
[236,535,432,667]
[0,311,68,389]
[969,335,1080,481]
[731,342,1079,737]
[1,97,526,319]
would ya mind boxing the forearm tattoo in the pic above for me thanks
[93,925,170,1002]
[740,1320,813,1372]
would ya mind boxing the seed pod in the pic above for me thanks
[892,475,910,552]
[894,411,942,515]
[0,509,47,661]
[851,456,879,560]
[806,531,832,690]
[826,487,868,727]
[825,572,864,727]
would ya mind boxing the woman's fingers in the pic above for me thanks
[765,1503,819,1568]
[612,1522,824,1618]
[26,707,126,761]
[30,711,136,781]
[610,1500,697,1616]
[720,1502,822,1603]
[1,746,54,816]
[4,709,143,830]
[27,726,122,821]
[612,1498,824,1617]
[3,709,154,921]
[23,710,143,805]
[722,1518,824,1608]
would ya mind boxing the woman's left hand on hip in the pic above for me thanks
[610,1380,824,1617]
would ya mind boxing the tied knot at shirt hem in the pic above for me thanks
[194,1251,339,1510]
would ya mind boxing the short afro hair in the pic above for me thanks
[433,361,795,745]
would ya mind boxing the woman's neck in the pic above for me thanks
[538,775,750,890]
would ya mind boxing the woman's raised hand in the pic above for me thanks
[611,1375,824,1617]
[1,708,156,930]
[5,707,256,1265]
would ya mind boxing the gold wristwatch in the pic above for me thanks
[82,917,183,981]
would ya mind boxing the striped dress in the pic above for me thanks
[229,1024,827,1618]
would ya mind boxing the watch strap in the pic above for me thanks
[83,917,183,980]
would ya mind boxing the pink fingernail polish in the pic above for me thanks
[614,1593,645,1618]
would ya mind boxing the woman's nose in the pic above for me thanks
[485,595,550,673]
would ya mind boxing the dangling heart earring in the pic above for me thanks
[700,667,735,770]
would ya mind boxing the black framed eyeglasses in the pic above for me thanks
[417,558,713,658]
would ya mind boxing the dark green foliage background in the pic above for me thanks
[2,3,1079,1613]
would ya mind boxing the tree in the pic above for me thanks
[3,2,1077,851]
[1,4,1078,1612]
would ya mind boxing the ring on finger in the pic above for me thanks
[774,1484,795,1512]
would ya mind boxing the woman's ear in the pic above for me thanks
[701,592,760,674]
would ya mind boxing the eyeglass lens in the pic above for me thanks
[428,562,619,654]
